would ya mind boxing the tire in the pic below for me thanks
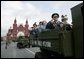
[35,52,52,58]
[17,43,23,49]
[35,52,64,58]
[35,52,43,58]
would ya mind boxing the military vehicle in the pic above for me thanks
[29,2,83,58]
[17,36,30,49]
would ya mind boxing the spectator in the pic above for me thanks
[33,22,37,28]
[37,21,43,32]
[42,20,47,29]
[30,22,38,35]
[5,39,8,49]
[30,27,34,35]
[37,21,47,32]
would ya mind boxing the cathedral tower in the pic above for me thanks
[13,18,17,39]
[25,19,29,37]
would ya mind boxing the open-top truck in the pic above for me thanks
[29,3,83,58]
[29,29,73,58]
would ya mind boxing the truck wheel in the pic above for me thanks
[35,52,43,58]
[17,43,23,49]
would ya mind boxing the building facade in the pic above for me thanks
[7,18,30,40]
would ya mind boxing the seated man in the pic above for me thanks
[46,13,62,31]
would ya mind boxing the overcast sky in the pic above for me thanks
[1,1,83,37]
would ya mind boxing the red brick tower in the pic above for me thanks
[25,19,29,37]
[13,18,17,39]
[6,18,30,40]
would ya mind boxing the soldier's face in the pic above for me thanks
[53,15,59,21]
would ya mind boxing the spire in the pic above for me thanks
[26,19,28,24]
[10,26,12,29]
[25,18,29,28]
[14,17,17,24]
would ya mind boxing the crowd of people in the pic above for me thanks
[30,13,72,35]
